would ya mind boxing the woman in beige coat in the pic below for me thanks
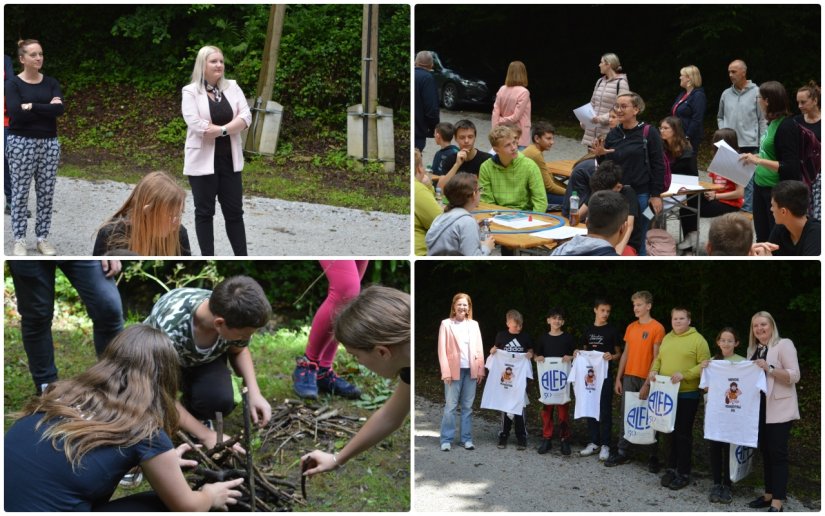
[438,292,485,451]
[581,53,630,149]
[746,311,800,512]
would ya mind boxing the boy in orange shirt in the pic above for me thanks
[606,290,665,469]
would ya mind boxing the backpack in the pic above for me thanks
[643,124,672,190]
[795,121,821,218]
[645,228,677,256]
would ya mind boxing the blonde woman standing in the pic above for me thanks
[492,61,531,148]
[438,293,486,451]
[671,65,707,155]
[582,53,629,149]
[182,45,251,256]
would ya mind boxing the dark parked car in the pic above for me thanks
[431,52,492,110]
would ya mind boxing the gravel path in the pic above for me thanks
[414,396,814,512]
[4,176,409,256]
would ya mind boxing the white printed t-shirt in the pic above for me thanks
[480,351,533,414]
[700,360,767,448]
[569,350,609,420]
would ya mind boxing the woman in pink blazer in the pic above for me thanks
[492,61,531,149]
[746,311,801,512]
[182,45,252,256]
[438,292,485,451]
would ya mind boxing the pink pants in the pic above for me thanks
[305,260,368,368]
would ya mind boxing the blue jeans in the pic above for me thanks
[8,260,124,391]
[637,193,650,256]
[740,147,758,213]
[440,368,476,445]
[546,192,565,207]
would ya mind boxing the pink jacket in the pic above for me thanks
[492,85,531,147]
[182,80,252,176]
[764,338,801,424]
[437,318,485,381]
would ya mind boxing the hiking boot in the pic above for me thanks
[598,445,610,461]
[719,485,733,504]
[560,440,571,456]
[709,484,723,503]
[537,439,552,455]
[317,367,362,399]
[497,435,508,449]
[292,356,319,399]
[119,466,143,488]
[516,440,527,451]
[668,474,690,490]
[660,469,676,487]
[605,452,631,467]
[648,456,661,474]
[13,239,27,256]
[580,443,599,456]
[36,239,56,256]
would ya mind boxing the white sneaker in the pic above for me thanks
[580,443,599,456]
[13,240,27,256]
[37,239,57,256]
[464,441,475,450]
[599,445,611,461]
[677,231,698,251]
[441,443,451,452]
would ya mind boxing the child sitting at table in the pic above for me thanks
[425,172,496,256]
[551,190,629,256]
[431,123,459,177]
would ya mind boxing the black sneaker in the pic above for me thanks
[668,474,690,490]
[604,452,631,467]
[537,439,552,455]
[660,469,676,487]
[719,485,733,504]
[709,484,723,503]
[648,456,661,474]
[748,496,773,509]
[516,440,527,451]
[497,435,508,449]
[560,440,571,456]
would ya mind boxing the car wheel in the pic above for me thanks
[442,83,459,110]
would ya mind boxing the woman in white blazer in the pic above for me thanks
[182,45,252,256]
[746,311,801,512]
[437,292,485,452]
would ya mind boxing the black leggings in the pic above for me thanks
[679,197,740,234]
[667,395,699,476]
[708,440,731,486]
[181,353,236,421]
[759,394,792,500]
[753,183,776,242]
[188,154,247,256]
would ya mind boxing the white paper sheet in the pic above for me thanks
[665,174,704,195]
[707,139,756,187]
[573,103,597,131]
[492,215,554,229]
[529,225,587,240]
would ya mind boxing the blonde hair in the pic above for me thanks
[414,148,423,171]
[747,311,781,358]
[100,171,186,255]
[488,125,515,147]
[601,53,622,73]
[631,291,653,304]
[505,61,528,87]
[17,39,41,58]
[17,325,180,469]
[190,45,229,93]
[617,92,646,113]
[334,286,410,351]
[450,293,473,320]
[680,65,703,88]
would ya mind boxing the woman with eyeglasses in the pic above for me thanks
[93,171,191,256]
[591,92,666,255]
[426,172,495,255]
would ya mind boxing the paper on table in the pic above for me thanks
[573,103,597,131]
[492,215,554,229]
[707,139,756,187]
[665,174,704,195]
[530,225,587,240]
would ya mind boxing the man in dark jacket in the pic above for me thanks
[415,50,439,151]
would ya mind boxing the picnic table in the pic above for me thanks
[473,201,585,255]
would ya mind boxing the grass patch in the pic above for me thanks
[4,282,409,512]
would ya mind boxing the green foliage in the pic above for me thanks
[156,117,188,146]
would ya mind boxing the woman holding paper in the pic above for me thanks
[746,311,800,512]
[647,307,710,491]
[677,128,744,254]
[581,53,629,149]
[438,293,486,451]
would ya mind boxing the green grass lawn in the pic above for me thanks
[4,293,410,511]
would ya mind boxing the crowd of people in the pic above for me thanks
[436,291,801,511]
[4,264,411,511]
[5,41,252,256]
[414,50,821,257]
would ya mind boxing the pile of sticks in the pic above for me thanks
[259,399,365,458]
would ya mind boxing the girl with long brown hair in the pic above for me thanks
[93,171,191,255]
[4,324,242,511]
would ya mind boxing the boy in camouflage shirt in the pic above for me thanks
[145,275,272,449]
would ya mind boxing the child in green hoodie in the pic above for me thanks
[648,307,710,491]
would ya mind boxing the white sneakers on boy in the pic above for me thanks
[464,441,475,450]
[599,445,611,461]
[441,443,451,452]
[580,443,599,456]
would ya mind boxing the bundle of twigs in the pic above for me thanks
[259,399,364,458]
